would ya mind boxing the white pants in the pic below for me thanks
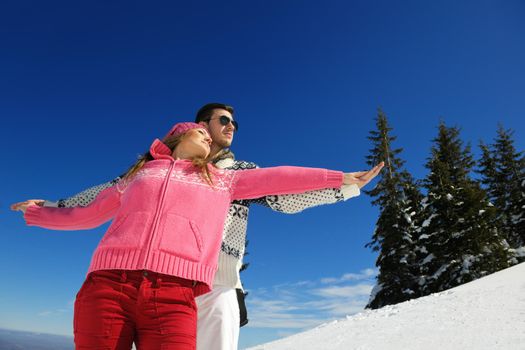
[196,286,240,350]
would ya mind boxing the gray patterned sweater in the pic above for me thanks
[44,152,360,289]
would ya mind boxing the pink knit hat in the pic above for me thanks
[163,122,208,140]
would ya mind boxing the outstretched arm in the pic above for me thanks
[231,166,345,200]
[260,184,360,214]
[11,186,121,231]
[44,177,122,208]
[12,177,122,210]
[250,164,383,213]
[231,163,383,200]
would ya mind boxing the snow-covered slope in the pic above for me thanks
[246,263,525,350]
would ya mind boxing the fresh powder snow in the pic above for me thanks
[246,262,525,350]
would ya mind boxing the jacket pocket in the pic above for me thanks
[99,211,151,248]
[157,213,203,262]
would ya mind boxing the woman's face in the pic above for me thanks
[173,128,212,159]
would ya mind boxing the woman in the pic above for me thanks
[12,122,383,350]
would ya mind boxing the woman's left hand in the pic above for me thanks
[343,162,384,189]
[10,199,44,214]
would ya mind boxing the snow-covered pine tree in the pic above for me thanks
[519,176,525,258]
[420,122,510,295]
[479,125,525,262]
[365,108,424,309]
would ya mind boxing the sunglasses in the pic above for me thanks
[208,115,239,132]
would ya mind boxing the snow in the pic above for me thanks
[245,262,525,350]
[429,263,449,280]
[512,247,525,258]
[461,255,477,272]
[421,214,437,228]
[416,246,428,254]
[421,253,434,264]
[367,283,383,306]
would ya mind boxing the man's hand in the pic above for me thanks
[10,199,45,214]
[343,162,384,189]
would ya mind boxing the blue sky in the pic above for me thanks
[1,0,524,348]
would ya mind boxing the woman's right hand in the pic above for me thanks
[343,162,384,189]
[10,199,44,214]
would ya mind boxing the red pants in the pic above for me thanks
[74,270,197,350]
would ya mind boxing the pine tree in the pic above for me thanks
[479,125,525,261]
[240,239,250,273]
[240,240,250,298]
[421,122,510,295]
[518,177,525,258]
[365,108,424,309]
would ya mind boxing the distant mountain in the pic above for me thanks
[0,328,73,350]
[246,262,525,350]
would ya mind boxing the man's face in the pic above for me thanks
[203,109,236,149]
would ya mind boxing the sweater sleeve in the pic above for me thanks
[24,186,121,230]
[262,184,361,214]
[231,166,344,200]
[43,177,122,208]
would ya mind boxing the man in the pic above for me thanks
[27,103,377,349]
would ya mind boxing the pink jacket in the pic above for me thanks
[24,139,343,295]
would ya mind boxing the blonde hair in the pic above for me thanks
[123,133,214,185]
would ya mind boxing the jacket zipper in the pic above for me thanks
[143,160,175,268]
